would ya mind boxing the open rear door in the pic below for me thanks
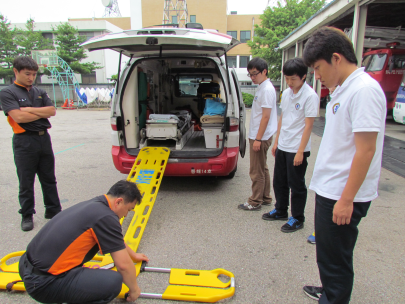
[231,69,246,158]
[82,28,240,57]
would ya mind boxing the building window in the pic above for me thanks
[81,72,96,84]
[240,31,251,43]
[227,56,237,68]
[172,16,178,24]
[227,31,237,39]
[190,15,196,23]
[239,56,249,68]
[79,31,95,42]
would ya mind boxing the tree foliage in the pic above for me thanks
[15,18,54,57]
[248,0,326,80]
[242,92,254,108]
[0,14,18,82]
[53,22,101,74]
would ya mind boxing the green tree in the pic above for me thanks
[53,22,101,74]
[0,14,18,83]
[15,18,54,57]
[248,0,325,80]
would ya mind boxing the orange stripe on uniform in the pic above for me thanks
[47,229,98,275]
[7,116,26,134]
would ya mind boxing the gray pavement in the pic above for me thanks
[0,108,404,304]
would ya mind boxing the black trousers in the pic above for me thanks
[315,194,371,304]
[19,253,122,304]
[273,149,310,222]
[13,131,61,216]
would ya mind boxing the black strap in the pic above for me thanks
[6,280,23,291]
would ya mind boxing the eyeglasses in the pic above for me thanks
[247,71,262,78]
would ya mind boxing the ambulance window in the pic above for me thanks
[176,75,213,97]
[364,54,387,72]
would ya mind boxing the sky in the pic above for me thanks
[0,0,270,24]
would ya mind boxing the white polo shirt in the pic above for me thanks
[309,68,386,202]
[278,82,319,152]
[248,79,277,140]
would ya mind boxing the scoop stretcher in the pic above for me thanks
[0,147,235,302]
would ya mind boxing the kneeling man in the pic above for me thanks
[19,180,148,303]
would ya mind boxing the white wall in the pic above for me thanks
[130,0,143,30]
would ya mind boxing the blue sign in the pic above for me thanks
[396,86,405,103]
[136,169,155,184]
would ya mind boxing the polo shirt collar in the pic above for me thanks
[334,67,363,96]
[14,81,32,91]
[104,194,113,210]
[257,78,270,92]
[291,82,307,99]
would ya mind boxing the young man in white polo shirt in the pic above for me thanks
[262,58,319,232]
[238,57,278,211]
[302,27,386,303]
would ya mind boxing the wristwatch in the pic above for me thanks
[255,139,262,142]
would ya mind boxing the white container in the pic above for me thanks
[202,124,223,148]
[146,119,178,139]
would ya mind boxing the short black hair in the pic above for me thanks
[303,27,357,67]
[107,180,142,205]
[247,57,268,73]
[13,56,39,72]
[283,58,308,79]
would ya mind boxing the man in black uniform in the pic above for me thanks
[19,180,149,303]
[0,56,62,231]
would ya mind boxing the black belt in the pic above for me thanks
[21,130,47,136]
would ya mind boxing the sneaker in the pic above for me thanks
[307,232,316,244]
[303,285,323,301]
[238,202,261,211]
[21,214,34,232]
[281,217,304,233]
[45,210,61,219]
[262,208,288,221]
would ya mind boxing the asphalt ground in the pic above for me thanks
[0,108,404,304]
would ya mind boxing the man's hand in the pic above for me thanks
[293,152,304,166]
[126,285,141,302]
[131,253,149,263]
[271,142,278,157]
[253,140,261,152]
[333,199,354,225]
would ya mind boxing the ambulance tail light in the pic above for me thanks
[226,117,239,132]
[111,117,122,131]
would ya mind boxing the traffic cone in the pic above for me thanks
[62,99,68,108]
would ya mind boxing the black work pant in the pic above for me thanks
[19,253,122,304]
[273,149,309,222]
[315,194,371,304]
[13,131,61,216]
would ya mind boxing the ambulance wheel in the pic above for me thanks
[226,166,237,179]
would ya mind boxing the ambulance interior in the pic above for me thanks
[121,58,230,157]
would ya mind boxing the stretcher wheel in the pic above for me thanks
[140,128,146,139]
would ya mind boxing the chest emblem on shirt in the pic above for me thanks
[295,103,300,110]
[332,103,340,114]
[254,96,258,101]
[37,96,42,99]
[18,99,27,103]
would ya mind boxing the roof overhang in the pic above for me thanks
[278,0,373,50]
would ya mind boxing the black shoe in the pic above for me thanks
[262,208,288,221]
[45,210,61,219]
[281,217,304,233]
[238,202,261,211]
[303,285,323,301]
[21,215,34,231]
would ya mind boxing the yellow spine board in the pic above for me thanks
[169,268,234,288]
[124,147,170,252]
